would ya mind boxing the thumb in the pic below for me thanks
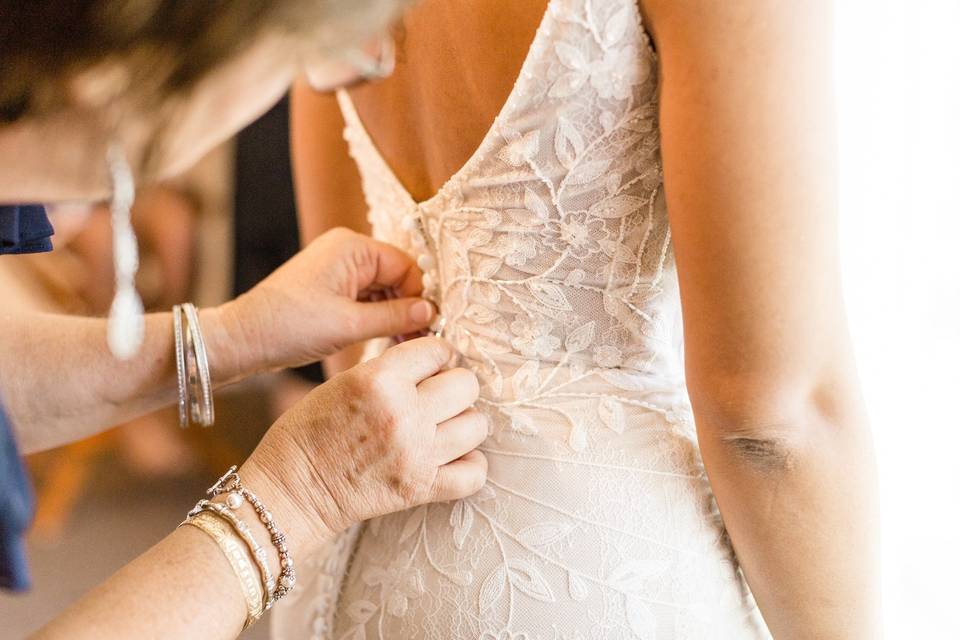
[344,297,436,342]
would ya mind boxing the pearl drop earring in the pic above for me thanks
[105,143,145,359]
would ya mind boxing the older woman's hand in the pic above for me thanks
[237,336,488,555]
[212,227,434,382]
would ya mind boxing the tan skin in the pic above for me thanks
[292,0,882,637]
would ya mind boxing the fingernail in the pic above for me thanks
[410,299,434,324]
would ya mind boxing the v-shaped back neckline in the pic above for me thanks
[336,0,555,210]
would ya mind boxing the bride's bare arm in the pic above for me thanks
[641,0,881,637]
[290,80,374,376]
[290,80,370,246]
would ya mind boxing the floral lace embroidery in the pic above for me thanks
[271,0,771,638]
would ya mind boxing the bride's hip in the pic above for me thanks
[327,361,769,638]
[330,422,754,633]
[332,472,760,640]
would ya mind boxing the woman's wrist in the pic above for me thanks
[232,454,337,566]
[199,300,265,386]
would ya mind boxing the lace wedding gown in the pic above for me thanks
[273,0,772,637]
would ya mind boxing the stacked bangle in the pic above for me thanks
[180,465,297,630]
[179,511,265,628]
[172,303,214,427]
[172,305,188,427]
[207,465,297,608]
[187,499,276,599]
[183,303,214,425]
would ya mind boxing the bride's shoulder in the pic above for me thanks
[637,0,830,55]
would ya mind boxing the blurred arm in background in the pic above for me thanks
[290,80,372,377]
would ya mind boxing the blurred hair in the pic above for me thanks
[0,0,410,123]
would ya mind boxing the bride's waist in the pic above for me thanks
[461,351,689,404]
[467,369,700,472]
[451,329,684,380]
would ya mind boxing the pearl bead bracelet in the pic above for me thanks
[205,466,297,609]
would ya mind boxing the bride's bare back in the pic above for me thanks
[345,0,549,203]
[290,0,551,241]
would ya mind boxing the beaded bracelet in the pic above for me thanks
[179,510,265,628]
[208,466,296,609]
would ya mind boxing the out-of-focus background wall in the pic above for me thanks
[835,0,959,636]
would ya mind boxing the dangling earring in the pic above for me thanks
[106,143,144,359]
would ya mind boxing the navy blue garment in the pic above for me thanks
[0,204,54,254]
[0,405,33,592]
[0,203,51,591]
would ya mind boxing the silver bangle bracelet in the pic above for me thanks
[172,305,189,428]
[182,302,214,426]
[173,302,214,427]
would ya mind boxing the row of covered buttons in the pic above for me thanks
[401,211,444,336]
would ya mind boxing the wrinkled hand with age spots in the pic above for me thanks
[217,227,437,380]
[240,337,488,553]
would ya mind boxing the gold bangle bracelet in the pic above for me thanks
[191,500,276,605]
[180,511,265,628]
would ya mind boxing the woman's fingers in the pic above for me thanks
[432,449,488,501]
[375,336,456,384]
[434,409,488,465]
[417,367,480,424]
[345,297,436,342]
[319,227,424,297]
[358,235,425,297]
